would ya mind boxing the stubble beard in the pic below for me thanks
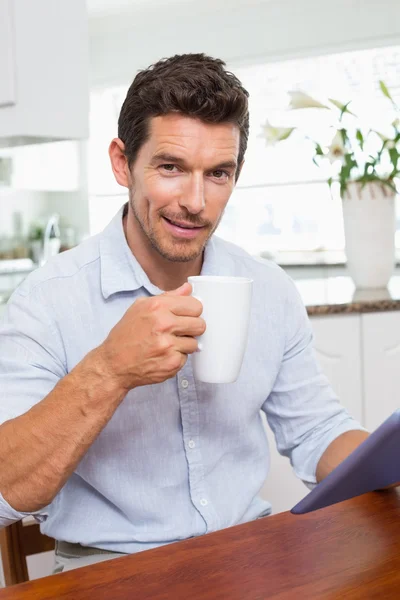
[129,193,222,263]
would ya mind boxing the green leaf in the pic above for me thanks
[340,101,353,121]
[379,80,393,102]
[356,129,364,150]
[328,98,356,118]
[327,177,333,188]
[315,143,324,156]
[389,147,399,171]
[329,98,346,111]
[338,154,358,197]
[339,128,348,145]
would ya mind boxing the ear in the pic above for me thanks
[109,138,131,188]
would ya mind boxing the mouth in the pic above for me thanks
[161,216,206,239]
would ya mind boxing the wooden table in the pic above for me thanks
[2,490,400,599]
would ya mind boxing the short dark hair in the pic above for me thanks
[118,53,249,178]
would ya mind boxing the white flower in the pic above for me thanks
[327,131,346,164]
[260,121,295,146]
[328,98,356,116]
[392,118,400,129]
[288,91,329,110]
[376,131,396,149]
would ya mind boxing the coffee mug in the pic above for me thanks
[188,275,253,383]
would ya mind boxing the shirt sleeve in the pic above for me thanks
[262,275,366,486]
[0,491,49,527]
[0,284,66,525]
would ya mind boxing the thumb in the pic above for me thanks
[164,282,192,297]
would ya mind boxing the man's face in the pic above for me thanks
[126,114,241,262]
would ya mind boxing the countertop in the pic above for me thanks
[298,276,400,316]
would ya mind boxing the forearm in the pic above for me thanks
[316,429,370,482]
[0,346,127,513]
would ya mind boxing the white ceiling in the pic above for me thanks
[87,0,275,18]
[87,0,197,17]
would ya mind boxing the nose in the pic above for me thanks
[179,173,205,215]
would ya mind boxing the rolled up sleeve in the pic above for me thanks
[0,283,66,525]
[0,491,49,527]
[262,276,366,486]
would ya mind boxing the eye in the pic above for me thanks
[160,164,179,173]
[211,170,229,180]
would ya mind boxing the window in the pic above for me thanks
[88,45,400,260]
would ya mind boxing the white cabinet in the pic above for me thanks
[0,0,88,147]
[311,315,363,423]
[362,311,400,431]
[0,141,81,191]
[0,0,16,108]
[261,314,362,514]
[260,416,308,514]
[262,310,400,515]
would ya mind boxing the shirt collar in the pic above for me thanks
[99,204,225,299]
[100,204,159,298]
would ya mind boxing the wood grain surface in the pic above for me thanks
[1,490,400,599]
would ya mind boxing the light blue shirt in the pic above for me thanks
[0,204,363,553]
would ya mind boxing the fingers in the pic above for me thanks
[175,336,200,355]
[163,283,203,317]
[164,282,192,297]
[168,296,203,317]
[172,316,206,337]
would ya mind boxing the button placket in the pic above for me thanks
[176,366,219,531]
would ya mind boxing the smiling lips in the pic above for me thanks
[162,216,206,239]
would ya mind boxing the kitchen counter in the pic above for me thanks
[297,276,400,316]
[2,261,400,318]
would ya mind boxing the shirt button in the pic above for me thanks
[181,379,189,389]
[188,440,195,449]
[200,498,208,507]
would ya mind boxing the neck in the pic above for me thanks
[123,206,203,291]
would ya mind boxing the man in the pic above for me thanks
[0,54,367,573]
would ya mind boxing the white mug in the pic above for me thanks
[188,275,253,383]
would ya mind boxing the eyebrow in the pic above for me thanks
[151,152,238,171]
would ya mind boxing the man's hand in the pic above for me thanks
[98,282,205,392]
[0,284,204,514]
[316,429,400,491]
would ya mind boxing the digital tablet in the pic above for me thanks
[291,409,400,514]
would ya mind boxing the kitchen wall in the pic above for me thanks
[89,0,400,87]
[0,139,89,248]
[0,189,87,249]
[0,189,48,238]
[2,0,399,250]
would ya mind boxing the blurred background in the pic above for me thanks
[1,0,400,298]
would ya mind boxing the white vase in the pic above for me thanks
[342,182,396,289]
